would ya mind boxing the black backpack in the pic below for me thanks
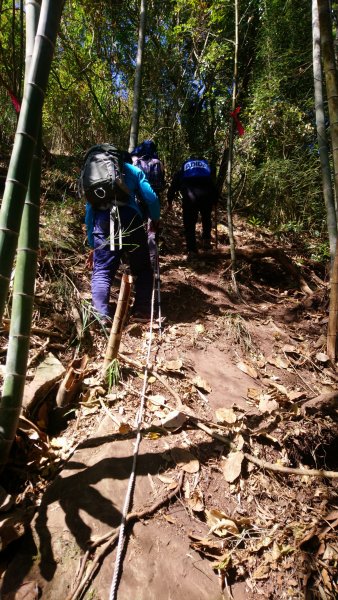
[135,156,165,193]
[79,144,130,209]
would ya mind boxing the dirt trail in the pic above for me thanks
[0,207,337,600]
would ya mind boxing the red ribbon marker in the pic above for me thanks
[230,106,245,136]
[8,90,21,114]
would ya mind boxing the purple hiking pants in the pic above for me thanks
[92,206,153,317]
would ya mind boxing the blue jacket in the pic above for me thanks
[85,162,160,248]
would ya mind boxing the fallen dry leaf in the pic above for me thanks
[171,447,200,473]
[191,375,212,393]
[287,390,307,402]
[157,473,176,485]
[222,451,244,482]
[267,355,289,369]
[148,394,166,406]
[247,388,262,400]
[205,508,239,537]
[195,324,205,334]
[215,408,237,424]
[252,563,270,580]
[118,422,132,434]
[282,344,298,354]
[258,396,279,413]
[236,362,258,378]
[163,359,183,372]
[161,410,187,430]
[163,514,177,524]
[188,489,204,512]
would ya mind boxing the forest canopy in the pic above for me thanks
[0,0,329,230]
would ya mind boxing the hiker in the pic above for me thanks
[131,140,165,270]
[167,157,218,257]
[83,147,160,324]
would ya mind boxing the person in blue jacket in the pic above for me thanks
[85,158,160,324]
[167,157,218,257]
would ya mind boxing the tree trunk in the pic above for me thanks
[312,0,337,263]
[0,0,62,467]
[0,0,64,323]
[318,0,338,362]
[128,0,147,153]
[226,0,239,272]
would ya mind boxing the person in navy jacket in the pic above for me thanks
[167,157,218,257]
[85,160,160,323]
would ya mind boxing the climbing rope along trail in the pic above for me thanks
[109,270,159,600]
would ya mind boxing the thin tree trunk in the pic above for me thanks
[313,0,337,263]
[226,0,239,272]
[0,0,64,323]
[0,0,63,466]
[318,0,338,362]
[102,274,132,376]
[128,0,147,153]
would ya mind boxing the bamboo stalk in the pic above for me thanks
[0,0,43,468]
[102,274,133,375]
[327,243,338,362]
[0,0,64,321]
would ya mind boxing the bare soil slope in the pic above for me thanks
[0,199,337,600]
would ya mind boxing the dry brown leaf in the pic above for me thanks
[316,352,330,363]
[235,434,245,451]
[267,355,289,369]
[215,408,237,424]
[148,394,166,406]
[205,508,239,537]
[163,359,183,372]
[287,390,307,402]
[222,451,244,482]
[188,489,204,512]
[282,344,298,354]
[191,375,212,393]
[157,473,176,485]
[267,381,288,396]
[163,514,177,524]
[171,447,199,473]
[247,388,262,400]
[118,422,132,434]
[322,544,338,561]
[252,563,270,580]
[50,436,70,450]
[0,487,14,513]
[236,362,258,379]
[161,410,187,430]
[258,396,279,413]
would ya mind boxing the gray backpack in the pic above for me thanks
[79,144,130,209]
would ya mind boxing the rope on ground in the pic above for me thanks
[67,472,184,600]
[108,276,158,600]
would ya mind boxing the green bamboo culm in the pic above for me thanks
[0,0,62,466]
[0,0,64,323]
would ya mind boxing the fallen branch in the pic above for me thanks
[67,472,184,600]
[192,420,338,479]
[119,352,183,407]
[244,452,338,479]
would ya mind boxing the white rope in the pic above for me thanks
[109,277,157,600]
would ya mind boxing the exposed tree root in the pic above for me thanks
[221,244,313,295]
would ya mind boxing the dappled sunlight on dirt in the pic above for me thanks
[0,201,337,600]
